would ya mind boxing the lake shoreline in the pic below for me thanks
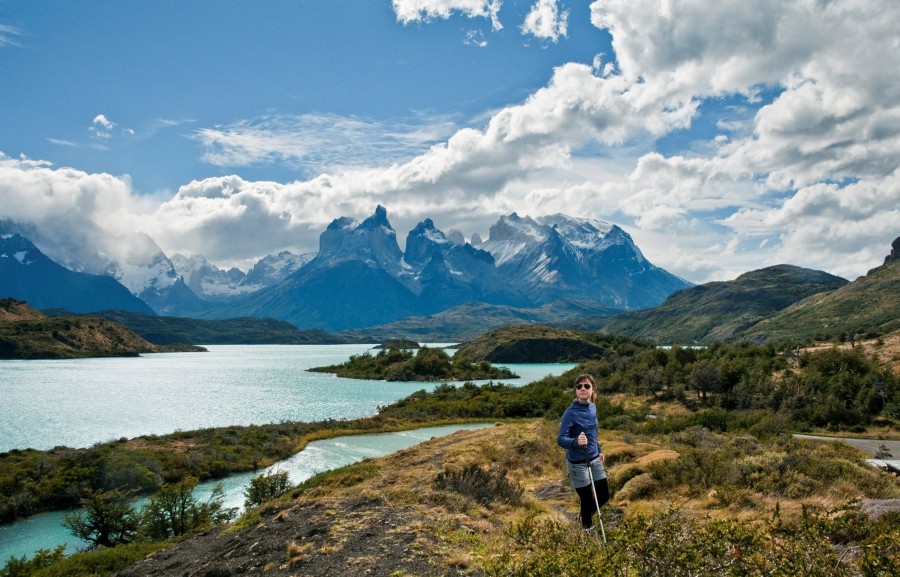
[0,422,496,561]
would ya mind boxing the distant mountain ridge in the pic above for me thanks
[3,207,691,332]
[89,310,348,345]
[201,206,687,331]
[336,299,620,342]
[0,234,154,315]
[170,251,312,302]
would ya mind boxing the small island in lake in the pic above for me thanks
[309,346,519,381]
[372,338,421,350]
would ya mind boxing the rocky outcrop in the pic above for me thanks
[884,236,899,265]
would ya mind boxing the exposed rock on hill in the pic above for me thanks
[881,236,899,266]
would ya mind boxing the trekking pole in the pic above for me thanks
[584,444,607,544]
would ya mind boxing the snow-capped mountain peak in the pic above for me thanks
[478,212,688,308]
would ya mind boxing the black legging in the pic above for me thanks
[575,478,609,528]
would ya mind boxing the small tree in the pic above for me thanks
[244,470,292,509]
[140,477,235,540]
[62,488,139,548]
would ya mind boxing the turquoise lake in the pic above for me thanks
[0,344,575,453]
[0,344,577,561]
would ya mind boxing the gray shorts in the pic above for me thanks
[566,456,607,489]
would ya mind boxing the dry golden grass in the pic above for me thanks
[635,449,680,466]
[286,540,314,565]
[802,329,900,373]
[277,419,900,573]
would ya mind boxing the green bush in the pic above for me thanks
[0,546,65,577]
[243,470,291,508]
[26,542,168,577]
[488,505,895,577]
[139,477,235,540]
[62,489,139,548]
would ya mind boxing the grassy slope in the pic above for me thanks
[107,420,900,577]
[0,300,171,359]
[599,265,849,345]
[745,258,900,341]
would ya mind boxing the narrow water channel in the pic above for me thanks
[0,423,493,562]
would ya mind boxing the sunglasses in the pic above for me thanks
[575,383,592,390]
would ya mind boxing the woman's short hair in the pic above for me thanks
[574,373,596,402]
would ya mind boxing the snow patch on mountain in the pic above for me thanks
[478,212,689,308]
[171,250,313,301]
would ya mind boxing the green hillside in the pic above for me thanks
[600,265,848,345]
[84,310,348,345]
[745,248,900,341]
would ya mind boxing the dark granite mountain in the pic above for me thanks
[0,234,154,315]
[204,207,680,332]
[205,207,422,331]
[600,264,849,344]
[406,218,531,312]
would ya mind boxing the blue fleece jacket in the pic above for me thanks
[557,400,601,462]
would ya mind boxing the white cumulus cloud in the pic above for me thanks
[4,0,899,284]
[521,0,568,42]
[90,114,115,139]
[393,0,503,30]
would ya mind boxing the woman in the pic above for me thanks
[557,373,609,530]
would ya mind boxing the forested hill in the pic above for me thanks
[599,264,848,344]
[85,310,348,345]
[454,324,651,363]
[0,299,202,359]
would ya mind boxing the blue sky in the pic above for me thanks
[2,0,899,283]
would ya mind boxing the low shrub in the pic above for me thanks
[488,504,897,577]
[2,542,169,577]
[433,464,523,506]
[615,473,658,501]
[607,462,644,494]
